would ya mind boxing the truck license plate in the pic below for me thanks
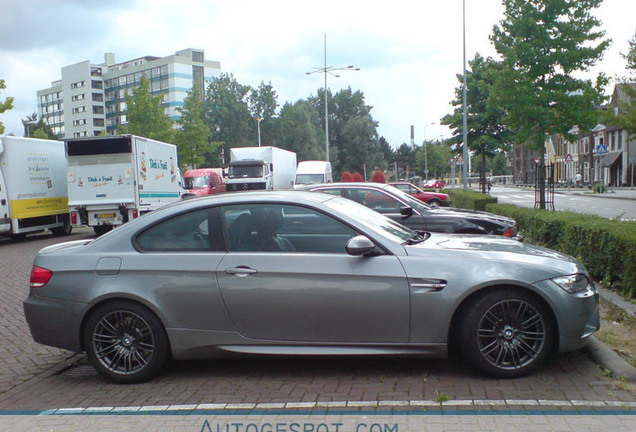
[96,213,116,218]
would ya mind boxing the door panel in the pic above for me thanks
[217,253,409,343]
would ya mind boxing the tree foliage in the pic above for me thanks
[205,73,253,152]
[416,141,454,180]
[604,31,636,139]
[442,54,511,193]
[278,100,324,160]
[174,84,216,169]
[0,79,15,134]
[491,0,610,149]
[119,76,174,142]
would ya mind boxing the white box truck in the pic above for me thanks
[294,160,333,187]
[226,146,297,191]
[66,135,184,235]
[0,136,72,239]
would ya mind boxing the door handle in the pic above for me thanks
[225,266,258,277]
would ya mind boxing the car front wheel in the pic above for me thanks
[84,301,169,383]
[457,289,555,378]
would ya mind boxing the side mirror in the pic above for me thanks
[346,235,376,256]
[400,206,414,218]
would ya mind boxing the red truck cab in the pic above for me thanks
[183,168,226,196]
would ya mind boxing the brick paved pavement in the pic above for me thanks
[0,229,93,395]
[0,230,634,422]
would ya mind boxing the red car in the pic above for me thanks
[422,179,445,189]
[388,182,450,207]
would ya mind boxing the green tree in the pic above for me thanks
[442,54,511,193]
[119,76,174,142]
[205,73,253,152]
[22,113,58,139]
[603,31,636,139]
[491,0,609,207]
[278,100,324,160]
[250,81,280,147]
[416,140,454,180]
[0,79,15,134]
[174,84,217,169]
[309,87,381,176]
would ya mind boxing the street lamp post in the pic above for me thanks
[462,0,469,191]
[306,34,359,162]
[257,118,263,147]
[423,122,435,181]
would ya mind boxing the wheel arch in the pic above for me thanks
[447,284,560,357]
[79,295,172,354]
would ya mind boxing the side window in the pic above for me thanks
[360,190,402,214]
[395,184,408,193]
[136,207,225,252]
[221,204,356,254]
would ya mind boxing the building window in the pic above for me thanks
[618,131,623,150]
[92,93,104,102]
[93,118,105,127]
[93,105,104,115]
[71,94,86,101]
[91,80,103,89]
[71,81,85,89]
[192,51,204,62]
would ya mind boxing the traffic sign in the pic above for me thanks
[449,158,456,166]
[564,153,573,163]
[456,155,464,165]
[596,144,608,155]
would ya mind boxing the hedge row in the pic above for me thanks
[487,203,636,299]
[444,188,636,298]
[446,188,498,211]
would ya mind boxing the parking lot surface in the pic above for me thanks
[0,229,634,430]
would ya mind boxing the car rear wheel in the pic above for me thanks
[457,289,555,378]
[84,301,168,383]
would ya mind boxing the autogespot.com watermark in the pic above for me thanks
[200,420,398,432]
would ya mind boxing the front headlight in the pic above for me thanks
[551,274,594,295]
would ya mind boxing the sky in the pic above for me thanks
[0,0,634,148]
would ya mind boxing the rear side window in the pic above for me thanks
[135,207,225,252]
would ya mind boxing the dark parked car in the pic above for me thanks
[389,181,451,207]
[299,183,520,239]
[24,191,597,383]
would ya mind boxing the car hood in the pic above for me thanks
[405,233,583,274]
[432,207,515,225]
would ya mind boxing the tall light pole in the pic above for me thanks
[423,122,435,181]
[306,34,359,163]
[462,0,469,191]
[257,118,263,147]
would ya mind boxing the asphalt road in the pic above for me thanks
[489,186,636,220]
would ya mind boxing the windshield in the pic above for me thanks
[184,176,209,189]
[381,184,433,212]
[322,195,420,245]
[295,174,325,185]
[229,164,263,178]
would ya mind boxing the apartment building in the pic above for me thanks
[36,48,221,139]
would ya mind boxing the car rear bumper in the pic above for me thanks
[23,295,85,353]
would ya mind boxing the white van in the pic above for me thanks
[294,161,333,187]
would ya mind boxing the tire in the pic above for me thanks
[83,301,169,383]
[427,199,441,208]
[93,225,113,236]
[51,215,72,237]
[457,289,555,378]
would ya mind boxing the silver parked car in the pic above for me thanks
[24,191,599,383]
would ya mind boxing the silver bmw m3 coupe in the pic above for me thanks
[24,191,599,383]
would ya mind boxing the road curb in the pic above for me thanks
[584,336,636,382]
[583,286,636,382]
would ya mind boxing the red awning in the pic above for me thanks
[601,151,621,168]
